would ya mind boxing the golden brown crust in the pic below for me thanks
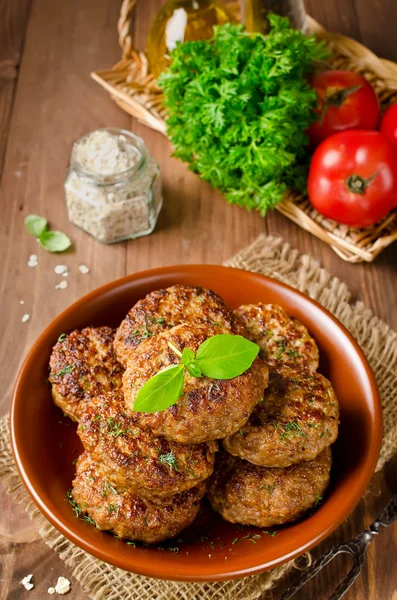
[223,366,339,467]
[114,285,248,367]
[49,327,124,421]
[77,392,217,498]
[207,448,332,527]
[72,453,205,543]
[123,324,268,443]
[234,303,319,373]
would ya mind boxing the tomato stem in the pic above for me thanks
[319,85,362,125]
[345,170,382,195]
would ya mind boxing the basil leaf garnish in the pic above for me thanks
[195,334,259,379]
[132,333,260,413]
[133,364,184,413]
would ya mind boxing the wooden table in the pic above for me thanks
[1,0,396,598]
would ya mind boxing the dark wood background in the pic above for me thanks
[1,0,396,598]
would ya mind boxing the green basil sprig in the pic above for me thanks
[133,334,259,413]
[25,214,72,252]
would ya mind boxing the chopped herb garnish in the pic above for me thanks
[106,417,125,438]
[102,482,118,497]
[52,364,76,378]
[232,533,261,545]
[72,458,78,466]
[93,415,101,422]
[285,348,299,358]
[66,489,82,517]
[82,514,97,527]
[280,421,306,440]
[58,333,67,343]
[159,450,180,472]
[157,317,166,324]
[80,425,86,432]
[108,504,120,517]
[127,541,137,547]
[263,530,278,537]
[313,495,323,509]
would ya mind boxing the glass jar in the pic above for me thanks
[64,128,162,244]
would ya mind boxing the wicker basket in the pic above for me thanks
[91,0,397,262]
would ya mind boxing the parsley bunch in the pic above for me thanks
[159,15,329,214]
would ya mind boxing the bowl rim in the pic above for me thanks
[10,264,383,581]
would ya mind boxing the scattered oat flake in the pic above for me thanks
[21,574,34,590]
[28,254,38,267]
[79,264,90,274]
[62,272,68,277]
[20,300,25,304]
[55,281,68,290]
[54,576,71,595]
[21,314,30,323]
[48,587,56,595]
[54,265,68,275]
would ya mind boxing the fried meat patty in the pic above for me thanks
[207,448,331,527]
[234,304,319,373]
[114,285,247,367]
[223,367,339,467]
[49,327,124,421]
[77,392,217,498]
[123,324,268,443]
[72,453,205,543]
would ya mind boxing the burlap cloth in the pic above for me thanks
[1,234,396,599]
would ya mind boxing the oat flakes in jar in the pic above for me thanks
[64,128,162,243]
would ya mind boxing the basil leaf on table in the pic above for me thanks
[25,214,48,237]
[195,334,260,379]
[39,230,72,252]
[133,365,184,413]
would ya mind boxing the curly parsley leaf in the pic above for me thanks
[159,15,329,215]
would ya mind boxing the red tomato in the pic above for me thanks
[380,103,397,148]
[307,130,397,228]
[308,71,379,147]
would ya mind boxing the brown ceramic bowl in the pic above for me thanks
[10,265,382,581]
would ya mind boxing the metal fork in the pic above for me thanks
[277,493,397,600]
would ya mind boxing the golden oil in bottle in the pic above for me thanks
[147,0,235,78]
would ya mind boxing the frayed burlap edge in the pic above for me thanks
[1,234,396,599]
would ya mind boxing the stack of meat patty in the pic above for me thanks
[49,285,339,543]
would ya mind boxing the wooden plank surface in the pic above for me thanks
[0,0,396,598]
